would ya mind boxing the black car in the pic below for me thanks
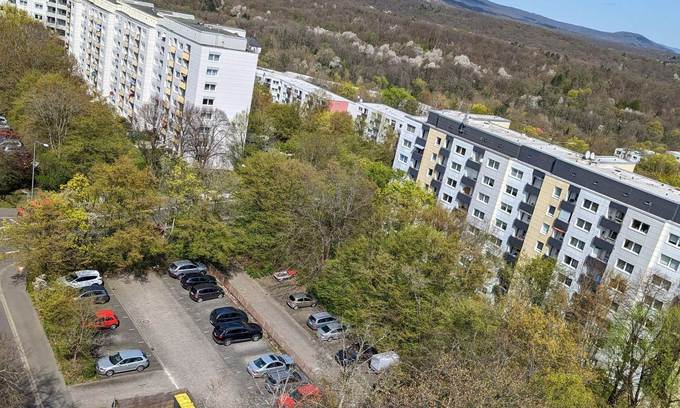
[180,274,217,290]
[189,284,224,302]
[212,321,262,345]
[334,343,378,367]
[77,284,110,304]
[209,307,248,326]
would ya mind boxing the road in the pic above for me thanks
[0,208,74,407]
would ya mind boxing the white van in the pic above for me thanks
[369,351,399,373]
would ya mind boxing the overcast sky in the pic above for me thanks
[493,0,680,49]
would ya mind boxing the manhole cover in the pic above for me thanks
[140,319,151,325]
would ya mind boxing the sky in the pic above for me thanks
[493,0,680,49]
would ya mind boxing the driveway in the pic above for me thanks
[107,272,274,408]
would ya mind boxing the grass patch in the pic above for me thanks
[0,190,27,208]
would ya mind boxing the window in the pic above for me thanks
[659,254,680,271]
[491,237,502,247]
[568,237,585,251]
[553,187,563,198]
[204,83,216,91]
[669,233,680,247]
[505,186,518,197]
[535,241,544,252]
[510,168,523,179]
[615,259,634,274]
[652,275,672,291]
[473,209,485,220]
[206,68,218,76]
[446,178,457,188]
[644,296,663,311]
[398,154,408,163]
[202,98,214,106]
[482,176,495,187]
[431,153,437,161]
[402,139,412,148]
[477,193,490,204]
[442,193,453,204]
[495,219,508,230]
[630,219,650,234]
[406,124,416,133]
[582,199,599,213]
[575,218,592,232]
[435,137,442,146]
[546,205,556,217]
[455,145,467,156]
[558,273,573,287]
[622,239,642,255]
[487,158,500,170]
[500,202,513,214]
[540,223,550,235]
[427,168,433,176]
[450,162,462,172]
[208,53,220,61]
[563,255,579,269]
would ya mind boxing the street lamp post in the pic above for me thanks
[30,141,49,200]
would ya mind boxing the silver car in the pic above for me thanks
[317,322,347,341]
[264,370,307,394]
[167,260,207,278]
[287,293,317,309]
[96,349,149,376]
[247,353,294,378]
[306,312,336,330]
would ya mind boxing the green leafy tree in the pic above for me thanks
[380,86,418,114]
[636,153,680,188]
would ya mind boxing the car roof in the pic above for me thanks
[117,349,145,359]
[321,322,343,330]
[173,260,194,266]
[213,306,242,314]
[295,384,320,395]
[311,312,333,319]
[193,283,219,290]
[80,283,106,292]
[216,320,247,329]
[290,292,311,298]
[74,270,100,277]
[96,309,115,317]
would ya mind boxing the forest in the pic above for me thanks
[154,0,680,155]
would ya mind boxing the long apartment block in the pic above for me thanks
[5,0,70,36]
[255,68,427,145]
[400,110,680,307]
[3,0,261,166]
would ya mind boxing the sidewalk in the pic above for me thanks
[214,271,341,383]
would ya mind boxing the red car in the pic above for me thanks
[94,310,119,330]
[275,384,321,408]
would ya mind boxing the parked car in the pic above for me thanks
[96,349,149,376]
[180,274,217,290]
[335,343,378,366]
[0,139,22,153]
[188,283,224,302]
[265,370,307,394]
[369,351,400,373]
[247,353,294,378]
[212,321,262,346]
[76,284,110,304]
[209,307,248,326]
[273,268,297,282]
[286,293,317,309]
[93,309,120,330]
[0,116,9,129]
[167,260,207,278]
[275,384,321,408]
[317,322,347,341]
[306,312,337,330]
[59,270,103,289]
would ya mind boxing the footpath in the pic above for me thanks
[212,271,341,383]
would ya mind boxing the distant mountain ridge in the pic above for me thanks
[442,0,677,54]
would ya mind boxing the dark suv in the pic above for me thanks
[180,274,217,290]
[189,284,224,302]
[76,284,110,304]
[335,343,378,366]
[209,307,248,326]
[212,321,262,345]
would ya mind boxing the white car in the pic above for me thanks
[60,270,103,289]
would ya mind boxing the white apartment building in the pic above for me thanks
[402,110,680,309]
[5,0,70,36]
[3,0,261,167]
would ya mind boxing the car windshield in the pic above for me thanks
[321,326,331,333]
[289,390,303,401]
[288,295,296,301]
[109,353,123,364]
[170,262,179,269]
[266,376,278,385]
[67,273,78,281]
[254,358,266,368]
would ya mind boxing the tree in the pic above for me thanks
[470,103,491,114]
[636,154,680,188]
[380,86,418,114]
[178,105,234,169]
[133,96,170,170]
[0,149,31,197]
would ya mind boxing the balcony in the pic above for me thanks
[553,218,570,232]
[430,179,442,191]
[182,51,190,61]
[592,236,614,252]
[167,60,174,68]
[169,45,176,53]
[465,159,481,171]
[585,255,608,272]
[524,184,540,195]
[176,95,184,104]
[504,252,518,264]
[179,81,186,90]
[415,137,427,147]
[599,216,622,233]
[435,163,446,175]
[559,200,575,212]
[507,235,525,250]
[164,87,171,96]
[461,176,476,187]
[166,74,173,82]
[456,192,471,206]
[407,168,418,180]
[180,66,188,76]
[513,218,529,231]
[547,236,563,252]
[518,201,535,214]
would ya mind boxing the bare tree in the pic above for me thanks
[0,336,30,408]
[176,104,232,169]
[134,96,169,168]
